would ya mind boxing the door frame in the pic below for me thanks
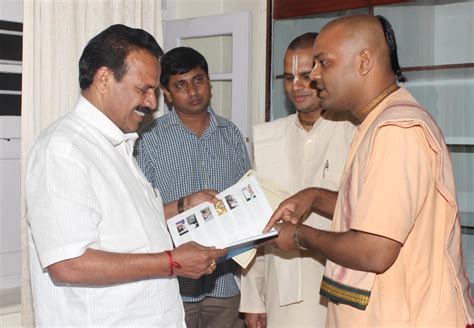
[163,11,253,148]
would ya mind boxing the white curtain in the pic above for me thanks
[20,1,163,325]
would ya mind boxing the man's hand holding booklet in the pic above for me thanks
[166,170,285,268]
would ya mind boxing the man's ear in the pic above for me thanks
[93,66,112,95]
[359,49,374,76]
[207,74,212,90]
[161,86,173,104]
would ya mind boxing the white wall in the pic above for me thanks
[0,0,22,325]
[0,0,23,23]
[0,117,21,291]
[0,0,23,287]
[162,0,268,125]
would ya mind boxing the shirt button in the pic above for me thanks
[307,139,312,143]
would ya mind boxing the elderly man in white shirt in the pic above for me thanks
[26,24,226,327]
[240,32,356,328]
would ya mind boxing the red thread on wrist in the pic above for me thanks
[165,250,181,276]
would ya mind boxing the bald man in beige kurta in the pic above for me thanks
[322,87,472,327]
[266,14,474,327]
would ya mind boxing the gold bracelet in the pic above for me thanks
[177,197,185,214]
[292,226,308,250]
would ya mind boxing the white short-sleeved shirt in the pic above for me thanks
[26,96,185,327]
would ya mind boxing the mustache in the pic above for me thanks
[135,106,151,115]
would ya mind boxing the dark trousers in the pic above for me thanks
[183,295,245,328]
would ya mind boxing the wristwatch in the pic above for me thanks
[177,197,185,214]
[292,226,308,251]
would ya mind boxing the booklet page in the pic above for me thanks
[167,175,277,251]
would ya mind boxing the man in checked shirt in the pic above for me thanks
[135,46,250,328]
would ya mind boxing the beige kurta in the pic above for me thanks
[240,113,355,328]
[323,87,474,327]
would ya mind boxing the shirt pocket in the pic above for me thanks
[320,157,347,191]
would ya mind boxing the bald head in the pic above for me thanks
[321,15,392,74]
[310,15,400,115]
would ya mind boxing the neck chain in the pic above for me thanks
[355,84,399,122]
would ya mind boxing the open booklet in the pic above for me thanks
[167,172,279,266]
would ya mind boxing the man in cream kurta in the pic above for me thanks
[240,32,355,328]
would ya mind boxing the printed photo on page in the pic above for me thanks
[166,175,278,255]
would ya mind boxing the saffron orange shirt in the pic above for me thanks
[325,88,472,327]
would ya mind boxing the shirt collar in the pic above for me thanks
[293,113,324,131]
[357,86,403,132]
[355,83,400,124]
[166,106,230,130]
[74,96,138,147]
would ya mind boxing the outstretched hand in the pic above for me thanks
[172,241,227,279]
[263,189,316,232]
[270,222,300,251]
